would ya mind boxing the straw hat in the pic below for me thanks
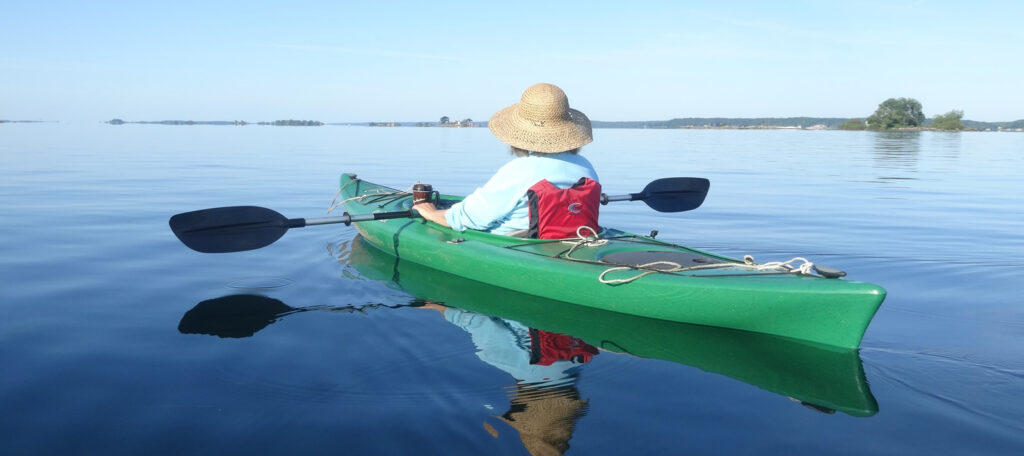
[489,83,593,153]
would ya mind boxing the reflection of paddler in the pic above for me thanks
[419,302,594,455]
[420,302,597,387]
[494,384,588,456]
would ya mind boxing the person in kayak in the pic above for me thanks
[413,83,600,237]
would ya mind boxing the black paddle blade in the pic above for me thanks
[638,177,710,212]
[179,294,295,338]
[169,206,296,253]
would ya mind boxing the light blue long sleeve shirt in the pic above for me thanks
[444,153,599,235]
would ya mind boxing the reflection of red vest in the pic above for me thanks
[526,177,601,239]
[529,328,599,365]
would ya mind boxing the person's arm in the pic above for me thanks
[412,201,451,227]
[442,161,530,232]
[413,158,530,232]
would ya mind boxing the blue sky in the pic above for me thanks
[2,0,1021,122]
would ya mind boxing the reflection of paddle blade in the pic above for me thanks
[178,294,294,338]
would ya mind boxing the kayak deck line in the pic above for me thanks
[338,173,887,348]
[504,235,836,282]
[595,255,831,284]
[328,186,411,214]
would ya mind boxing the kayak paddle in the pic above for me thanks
[169,206,413,253]
[169,177,710,253]
[601,177,710,213]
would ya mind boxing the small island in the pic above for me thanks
[838,98,964,131]
[257,120,323,126]
[835,97,1023,132]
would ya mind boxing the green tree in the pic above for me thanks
[866,97,925,129]
[931,110,965,131]
[440,116,450,124]
[838,118,866,130]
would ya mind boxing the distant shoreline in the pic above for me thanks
[6,118,1021,132]
[98,117,1023,131]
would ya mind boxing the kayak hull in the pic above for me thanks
[339,173,886,348]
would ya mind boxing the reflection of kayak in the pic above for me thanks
[339,173,885,348]
[346,236,878,417]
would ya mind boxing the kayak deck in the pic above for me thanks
[338,173,886,348]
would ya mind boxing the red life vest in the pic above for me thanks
[526,177,601,239]
[528,328,599,366]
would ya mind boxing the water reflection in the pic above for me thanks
[342,236,878,419]
[177,294,410,338]
[872,131,921,172]
[178,237,879,455]
[178,294,292,338]
[491,383,588,455]
[925,130,963,161]
[179,294,594,455]
[421,302,593,454]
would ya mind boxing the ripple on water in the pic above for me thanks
[227,277,295,290]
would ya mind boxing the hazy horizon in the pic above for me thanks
[3,1,1022,123]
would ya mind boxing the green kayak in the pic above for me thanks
[338,173,886,348]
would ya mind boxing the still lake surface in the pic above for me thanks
[1,123,1021,454]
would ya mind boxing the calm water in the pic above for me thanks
[1,123,1022,454]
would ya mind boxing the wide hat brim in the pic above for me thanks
[488,90,593,153]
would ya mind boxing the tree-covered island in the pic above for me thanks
[839,97,969,131]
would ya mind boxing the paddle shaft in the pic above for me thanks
[302,210,414,227]
[305,191,643,225]
[602,193,641,203]
[170,177,708,253]
[313,191,664,222]
[190,184,695,231]
[307,187,683,224]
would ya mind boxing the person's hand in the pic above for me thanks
[412,200,436,211]
[412,201,450,227]
[412,200,437,218]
